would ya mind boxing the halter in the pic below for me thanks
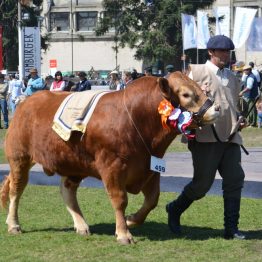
[192,97,214,126]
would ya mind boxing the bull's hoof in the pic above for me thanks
[75,228,91,236]
[117,237,135,245]
[8,226,22,234]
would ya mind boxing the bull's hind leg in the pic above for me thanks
[126,172,160,227]
[60,177,90,235]
[2,160,30,234]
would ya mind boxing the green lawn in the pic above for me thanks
[0,186,261,262]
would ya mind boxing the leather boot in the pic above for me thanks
[224,197,246,240]
[166,192,193,234]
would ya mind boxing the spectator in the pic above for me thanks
[131,69,138,80]
[122,71,133,88]
[256,96,262,128]
[249,62,261,88]
[0,74,9,129]
[24,68,45,96]
[144,67,152,76]
[108,70,122,90]
[239,65,259,127]
[50,71,66,92]
[8,74,24,114]
[74,71,91,92]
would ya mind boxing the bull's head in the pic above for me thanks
[158,71,219,128]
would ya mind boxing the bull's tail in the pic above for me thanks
[0,175,10,209]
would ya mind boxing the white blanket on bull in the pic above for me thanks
[52,90,110,141]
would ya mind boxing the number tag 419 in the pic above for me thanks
[150,156,166,173]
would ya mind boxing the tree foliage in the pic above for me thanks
[96,0,215,71]
[0,0,43,71]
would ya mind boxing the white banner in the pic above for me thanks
[181,13,197,50]
[215,6,230,37]
[197,10,210,49]
[23,27,41,76]
[214,9,221,35]
[247,17,262,51]
[233,7,257,49]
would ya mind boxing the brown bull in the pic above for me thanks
[1,72,219,244]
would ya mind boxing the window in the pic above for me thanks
[77,12,98,31]
[50,12,69,31]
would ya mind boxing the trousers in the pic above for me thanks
[0,98,8,128]
[184,141,245,200]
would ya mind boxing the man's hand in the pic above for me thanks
[200,82,210,95]
[238,116,248,130]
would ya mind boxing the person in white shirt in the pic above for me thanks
[8,74,24,114]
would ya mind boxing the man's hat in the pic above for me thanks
[232,61,244,72]
[30,68,38,73]
[206,35,235,50]
[110,70,119,75]
[243,65,252,71]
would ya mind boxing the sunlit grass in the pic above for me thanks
[0,186,261,261]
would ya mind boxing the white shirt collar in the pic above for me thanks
[205,60,221,75]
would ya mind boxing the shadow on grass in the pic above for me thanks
[22,222,262,241]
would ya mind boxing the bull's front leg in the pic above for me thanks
[126,172,160,227]
[106,186,134,245]
[60,177,90,236]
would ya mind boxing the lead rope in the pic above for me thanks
[123,87,152,156]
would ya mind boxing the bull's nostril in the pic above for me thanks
[215,105,220,111]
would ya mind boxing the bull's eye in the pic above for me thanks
[182,93,190,98]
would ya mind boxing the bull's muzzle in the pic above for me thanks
[192,98,215,126]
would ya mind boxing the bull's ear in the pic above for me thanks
[158,77,171,100]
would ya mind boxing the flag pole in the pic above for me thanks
[197,48,199,64]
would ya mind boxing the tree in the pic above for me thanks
[0,0,43,71]
[96,0,215,71]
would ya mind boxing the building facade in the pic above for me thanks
[41,0,142,76]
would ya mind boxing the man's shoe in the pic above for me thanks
[165,193,193,235]
[224,231,246,240]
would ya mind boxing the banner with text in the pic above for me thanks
[23,27,41,76]
[233,7,257,49]
[181,13,197,50]
[247,17,262,51]
[197,10,210,49]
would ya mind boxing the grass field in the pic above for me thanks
[1,127,262,163]
[0,186,261,262]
